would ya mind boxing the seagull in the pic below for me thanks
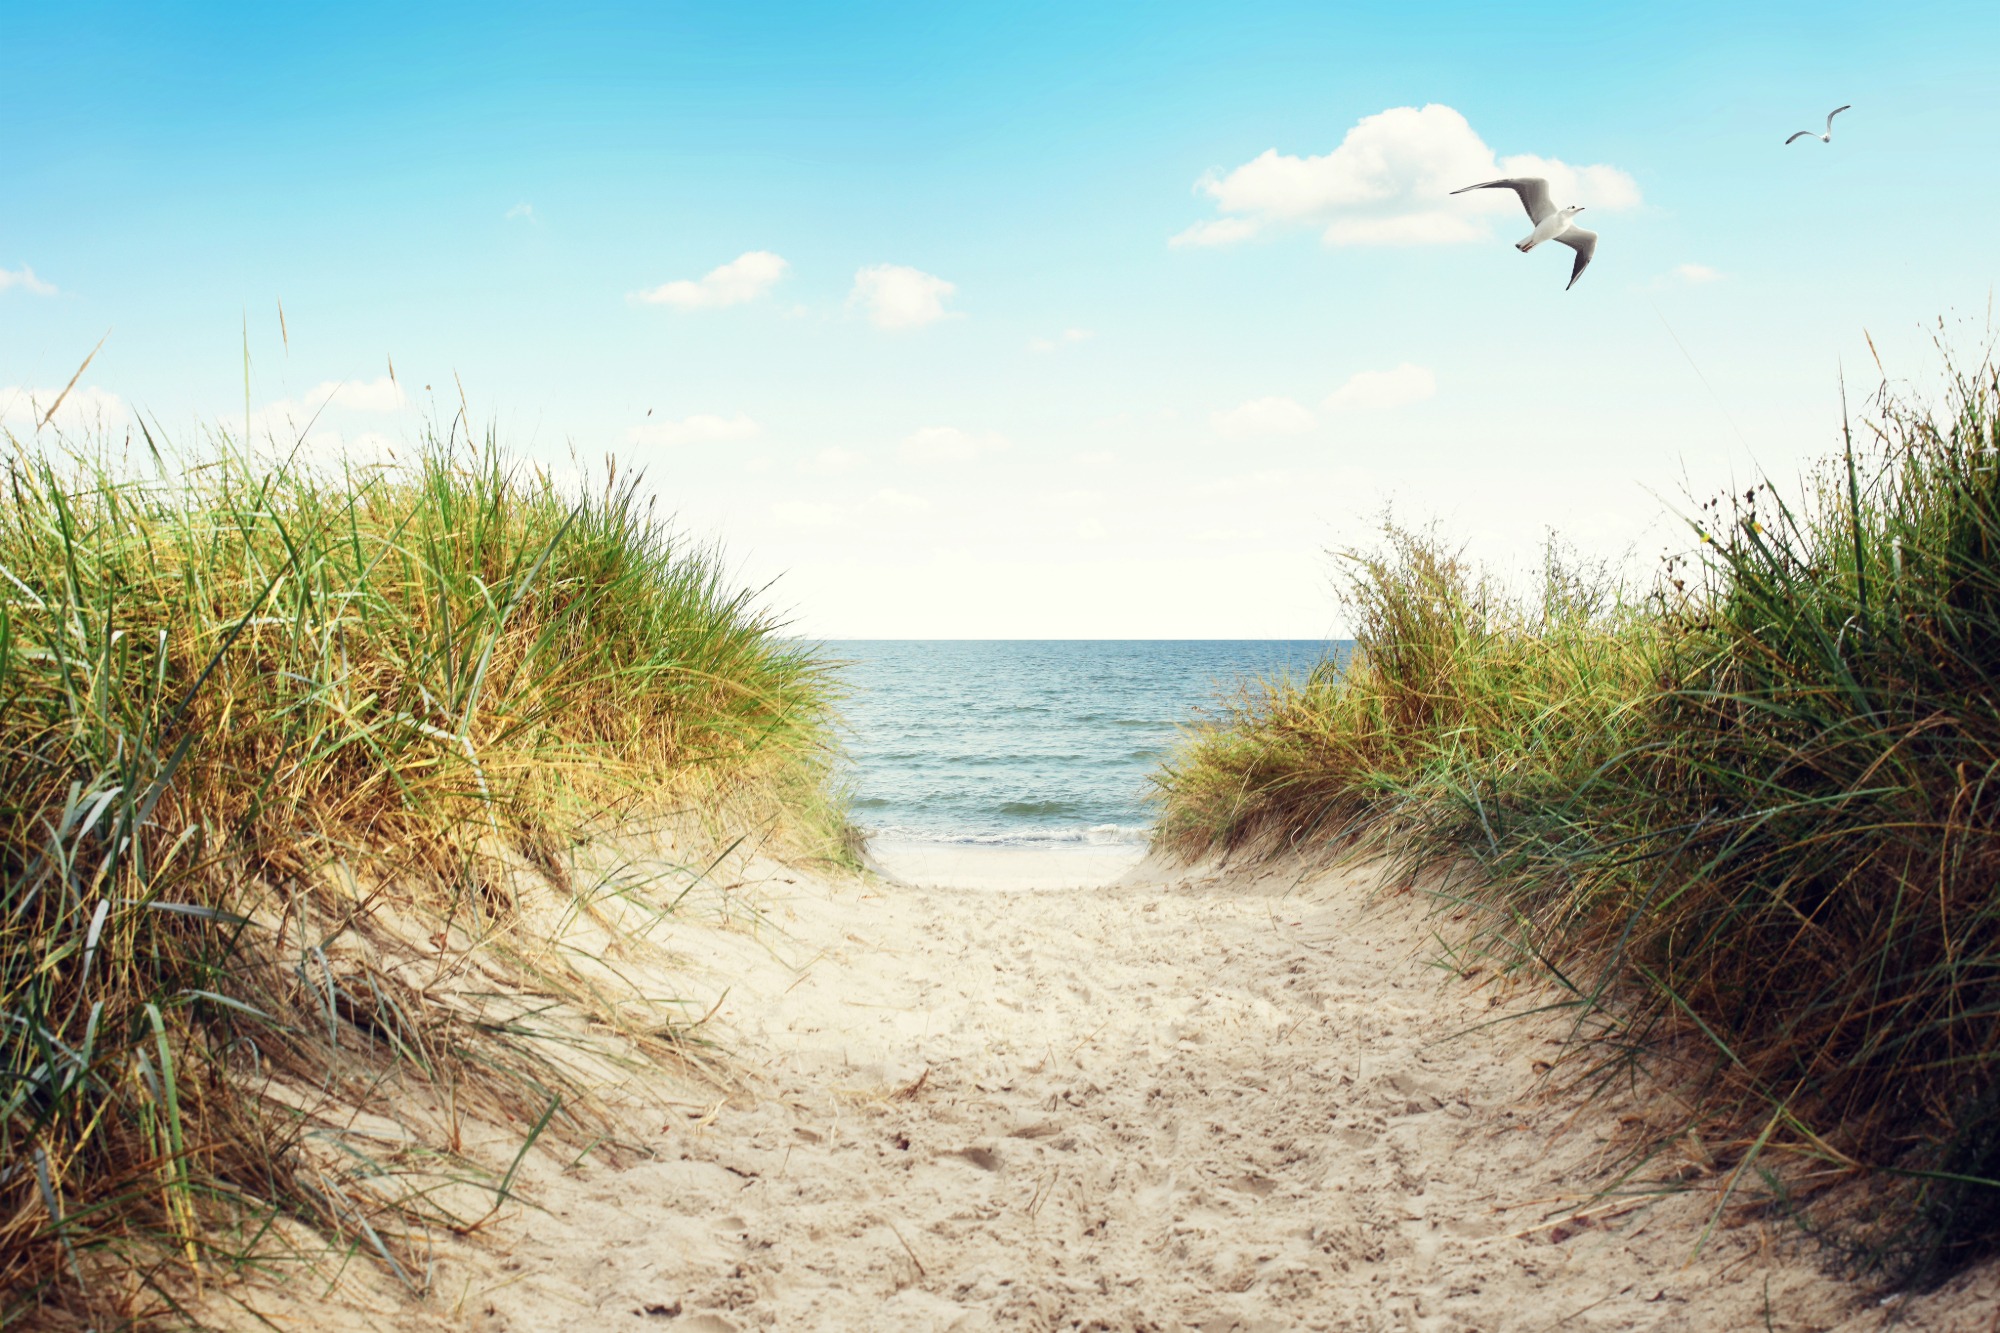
[1449,177,1597,290]
[1786,105,1851,144]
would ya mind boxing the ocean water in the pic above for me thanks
[825,640,1339,849]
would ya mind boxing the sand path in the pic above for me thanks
[451,851,1995,1332]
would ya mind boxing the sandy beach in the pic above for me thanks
[19,9,2000,1325]
[251,843,1998,1332]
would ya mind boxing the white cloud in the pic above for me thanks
[632,251,789,309]
[900,425,1007,463]
[1211,468,1294,497]
[304,376,407,413]
[505,202,535,222]
[851,264,957,330]
[237,376,411,440]
[1182,104,1640,248]
[1323,363,1436,412]
[771,500,840,528]
[626,413,761,447]
[1661,262,1722,285]
[1028,328,1093,353]
[868,488,931,513]
[1320,212,1488,247]
[1168,218,1262,249]
[1041,489,1100,510]
[1211,396,1316,438]
[280,429,405,471]
[801,446,865,475]
[0,385,127,435]
[0,266,57,296]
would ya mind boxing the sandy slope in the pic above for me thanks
[344,847,2000,1332]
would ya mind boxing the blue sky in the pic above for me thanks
[5,0,1996,635]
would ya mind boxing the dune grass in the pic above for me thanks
[1153,526,1658,858]
[0,432,845,1322]
[1155,347,2000,1282]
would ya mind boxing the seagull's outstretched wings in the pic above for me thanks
[1555,228,1596,290]
[1450,177,1554,223]
[1787,105,1852,144]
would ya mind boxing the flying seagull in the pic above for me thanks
[1449,177,1597,290]
[1786,105,1852,144]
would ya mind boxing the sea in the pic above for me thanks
[824,640,1338,851]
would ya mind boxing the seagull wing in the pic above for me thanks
[1450,177,1554,223]
[1826,104,1852,132]
[1785,130,1814,144]
[1555,227,1597,290]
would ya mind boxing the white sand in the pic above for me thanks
[866,840,1150,891]
[288,846,2000,1331]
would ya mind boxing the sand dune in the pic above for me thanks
[290,846,2000,1331]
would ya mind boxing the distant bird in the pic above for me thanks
[1449,177,1598,290]
[1786,105,1852,144]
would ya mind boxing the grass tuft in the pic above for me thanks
[1155,340,2000,1282]
[0,429,845,1322]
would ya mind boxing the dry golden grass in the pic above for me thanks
[1156,350,2000,1283]
[0,434,847,1323]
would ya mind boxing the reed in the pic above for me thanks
[1155,345,2000,1281]
[0,430,845,1321]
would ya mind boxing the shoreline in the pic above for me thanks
[864,836,1150,890]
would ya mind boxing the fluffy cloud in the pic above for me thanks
[1211,396,1316,438]
[1169,218,1261,249]
[1210,468,1293,497]
[1324,363,1436,412]
[632,251,789,309]
[0,385,127,435]
[1028,328,1093,354]
[0,266,57,296]
[771,500,840,528]
[900,426,1006,463]
[852,264,957,330]
[626,413,761,447]
[505,202,535,222]
[241,376,409,439]
[868,488,930,513]
[279,430,405,470]
[1661,262,1722,285]
[304,376,406,413]
[1179,104,1640,248]
[802,446,865,474]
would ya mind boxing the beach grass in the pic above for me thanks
[0,429,845,1321]
[1154,342,2000,1282]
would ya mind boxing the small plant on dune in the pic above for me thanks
[1152,525,1656,859]
[0,431,845,1324]
[1154,337,2000,1283]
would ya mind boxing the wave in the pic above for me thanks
[834,641,1332,851]
[996,798,1088,816]
[863,822,1149,849]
